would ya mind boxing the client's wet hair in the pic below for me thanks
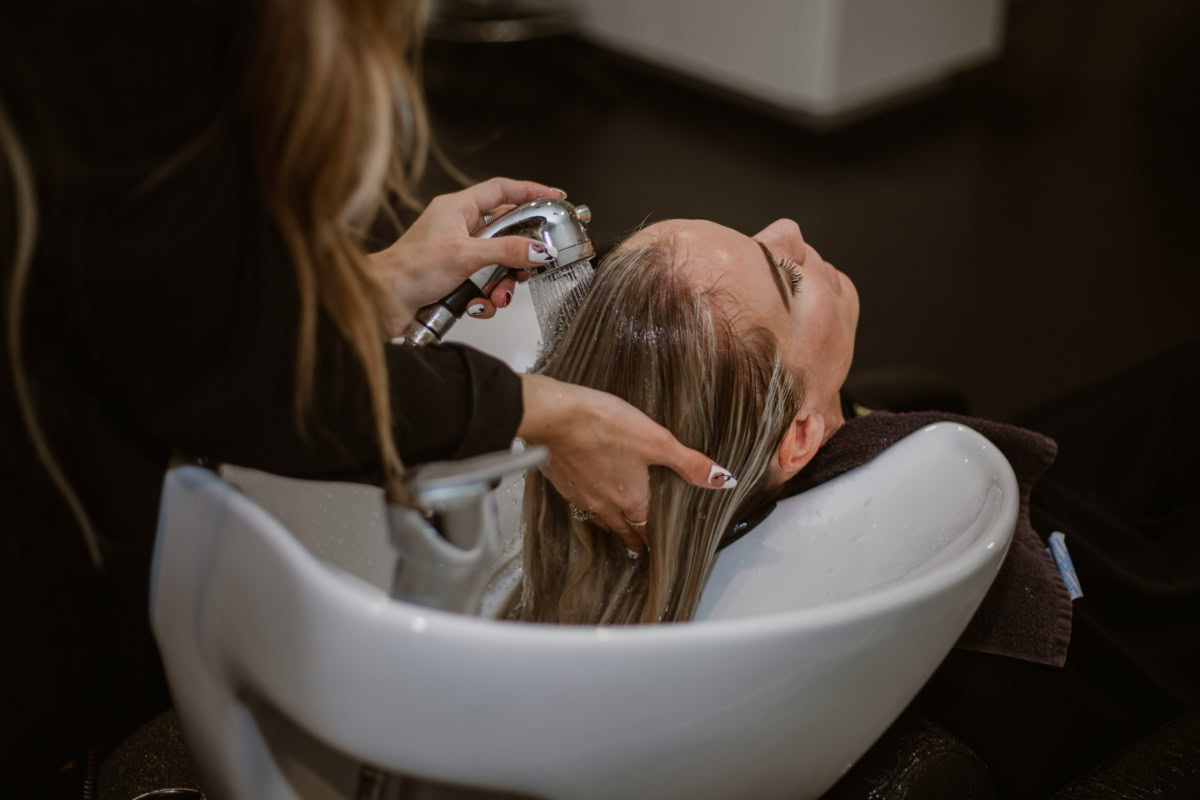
[500,231,804,625]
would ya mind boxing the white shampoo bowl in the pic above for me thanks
[152,420,1016,800]
[154,286,1016,798]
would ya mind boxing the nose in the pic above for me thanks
[768,218,803,241]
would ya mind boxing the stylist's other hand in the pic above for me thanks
[371,178,566,332]
[517,374,738,552]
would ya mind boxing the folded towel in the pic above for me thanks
[781,410,1072,667]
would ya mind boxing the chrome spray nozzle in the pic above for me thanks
[476,198,593,279]
[396,198,595,346]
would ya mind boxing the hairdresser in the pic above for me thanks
[0,0,731,788]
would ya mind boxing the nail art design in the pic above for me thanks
[503,290,513,306]
[467,304,485,317]
[708,464,738,489]
[528,241,558,264]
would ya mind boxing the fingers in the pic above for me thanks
[538,463,645,553]
[624,495,650,527]
[476,203,516,233]
[565,495,648,553]
[466,235,558,271]
[464,298,497,320]
[489,276,517,309]
[593,506,643,552]
[622,496,651,550]
[457,178,566,225]
[655,437,739,491]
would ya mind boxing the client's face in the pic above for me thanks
[625,219,859,416]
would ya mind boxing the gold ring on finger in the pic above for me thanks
[622,511,648,528]
[568,502,596,522]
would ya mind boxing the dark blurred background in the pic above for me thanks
[418,0,1199,421]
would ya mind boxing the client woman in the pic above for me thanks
[503,217,1200,796]
[503,217,858,623]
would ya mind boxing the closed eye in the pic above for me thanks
[754,240,799,310]
[778,257,802,294]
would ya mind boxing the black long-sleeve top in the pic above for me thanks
[0,0,523,780]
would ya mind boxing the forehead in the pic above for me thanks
[623,219,784,315]
[624,219,761,281]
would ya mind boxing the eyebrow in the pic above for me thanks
[755,240,792,311]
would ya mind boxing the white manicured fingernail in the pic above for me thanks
[529,241,557,263]
[708,464,738,489]
[467,304,485,317]
[626,548,641,560]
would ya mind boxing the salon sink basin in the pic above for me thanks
[159,424,1015,800]
[153,291,1018,798]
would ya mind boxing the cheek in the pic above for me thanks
[812,290,858,385]
[816,311,845,376]
[805,284,840,344]
[781,297,839,379]
[843,274,861,326]
[839,284,860,367]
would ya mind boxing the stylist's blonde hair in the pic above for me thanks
[502,234,804,625]
[2,0,429,567]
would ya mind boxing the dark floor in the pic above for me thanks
[419,0,1200,421]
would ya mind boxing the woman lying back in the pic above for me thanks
[501,219,860,624]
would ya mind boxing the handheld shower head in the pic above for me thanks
[395,198,595,346]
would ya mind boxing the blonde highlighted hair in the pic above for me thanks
[502,233,804,624]
[249,0,431,504]
[2,0,431,566]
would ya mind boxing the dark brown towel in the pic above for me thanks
[782,411,1073,667]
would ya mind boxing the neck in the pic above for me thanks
[819,392,846,445]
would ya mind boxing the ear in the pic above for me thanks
[767,411,826,486]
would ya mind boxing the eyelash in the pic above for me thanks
[779,258,802,293]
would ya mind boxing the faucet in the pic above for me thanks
[387,446,547,615]
[395,198,594,346]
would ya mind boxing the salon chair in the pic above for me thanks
[821,703,1200,799]
[93,704,1200,799]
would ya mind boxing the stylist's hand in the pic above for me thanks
[370,178,566,332]
[518,374,738,552]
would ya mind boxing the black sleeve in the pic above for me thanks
[4,0,523,483]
